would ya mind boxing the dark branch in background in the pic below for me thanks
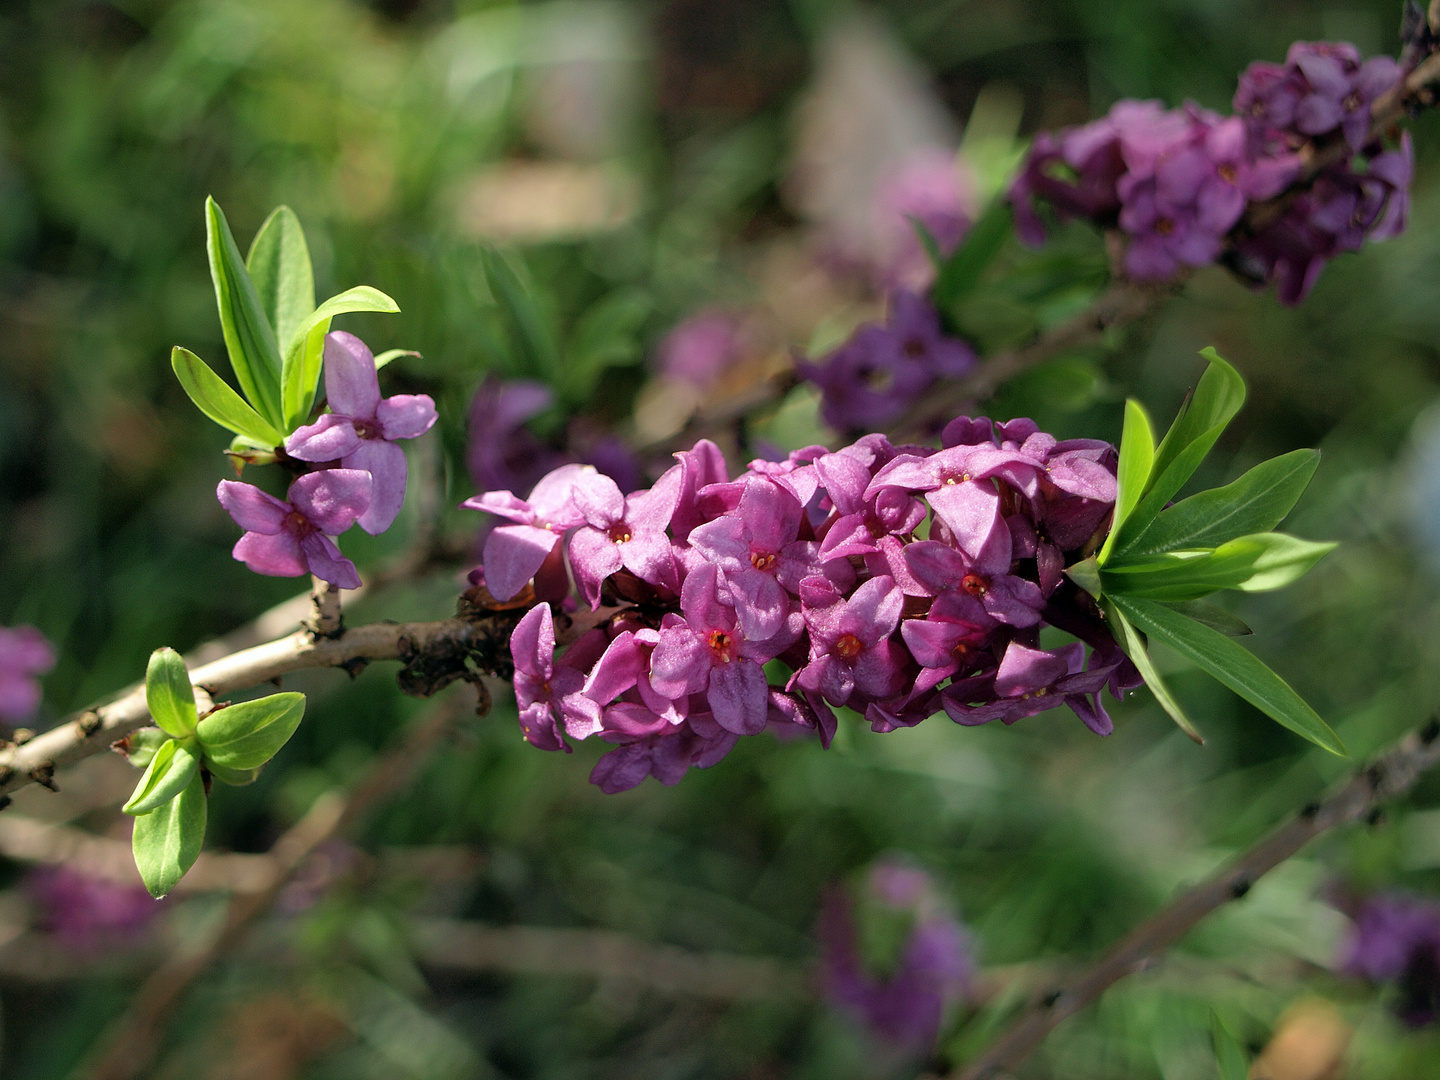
[944,718,1440,1080]
[80,686,482,1080]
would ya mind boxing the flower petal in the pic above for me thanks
[484,525,560,602]
[285,413,362,462]
[376,394,438,441]
[322,331,382,419]
[233,530,306,577]
[217,481,290,534]
[298,533,363,589]
[343,439,408,535]
[289,469,372,536]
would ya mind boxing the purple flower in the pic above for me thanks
[657,311,744,390]
[871,150,975,290]
[28,866,157,949]
[900,592,996,697]
[285,332,437,535]
[649,564,797,735]
[1340,893,1440,1028]
[589,712,739,794]
[818,858,973,1054]
[568,467,683,607]
[510,604,600,752]
[0,625,55,722]
[218,470,372,589]
[463,463,593,602]
[466,376,566,497]
[795,575,907,707]
[940,641,1119,735]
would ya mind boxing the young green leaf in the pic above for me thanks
[196,691,306,771]
[280,285,402,428]
[122,737,201,815]
[206,197,285,428]
[1122,449,1321,556]
[1102,532,1336,601]
[931,200,1013,316]
[1111,594,1346,756]
[171,347,285,447]
[1110,422,1224,555]
[1103,599,1204,743]
[1162,600,1253,637]
[374,348,421,371]
[1098,399,1156,564]
[245,205,315,359]
[1211,1012,1249,1080]
[480,248,562,383]
[121,726,172,769]
[131,770,207,899]
[206,761,264,786]
[1146,347,1245,495]
[145,646,197,737]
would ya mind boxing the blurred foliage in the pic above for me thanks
[4,0,1440,1078]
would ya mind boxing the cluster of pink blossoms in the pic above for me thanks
[465,416,1140,793]
[1009,40,1411,303]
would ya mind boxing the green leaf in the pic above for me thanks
[1211,1012,1249,1080]
[480,249,561,383]
[1103,599,1204,743]
[171,347,285,447]
[1162,600,1252,637]
[206,197,285,428]
[206,761,264,786]
[931,199,1013,315]
[1103,532,1336,602]
[562,288,650,404]
[145,647,197,737]
[1147,348,1245,496]
[122,727,171,769]
[1111,594,1346,756]
[1098,399,1155,564]
[197,692,306,771]
[1111,422,1225,555]
[281,286,402,428]
[1123,449,1321,556]
[131,770,207,898]
[246,206,315,362]
[374,348,420,371]
[123,737,201,815]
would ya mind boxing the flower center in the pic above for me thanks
[1155,216,1175,236]
[750,550,777,572]
[1343,92,1360,111]
[707,629,735,663]
[941,471,971,486]
[902,338,926,359]
[834,633,864,661]
[353,419,381,440]
[608,523,633,544]
[951,641,971,660]
[1217,163,1237,183]
[283,510,316,537]
[861,365,895,392]
[961,573,988,597]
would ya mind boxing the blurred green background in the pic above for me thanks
[4,0,1440,1077]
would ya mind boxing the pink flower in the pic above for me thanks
[217,470,372,589]
[0,625,55,722]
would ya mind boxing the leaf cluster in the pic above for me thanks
[125,647,306,897]
[1066,349,1342,755]
[172,201,403,456]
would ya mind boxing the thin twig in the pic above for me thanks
[79,686,481,1080]
[947,718,1440,1080]
[307,576,344,638]
[0,604,610,803]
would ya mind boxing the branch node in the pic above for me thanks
[1421,717,1440,745]
[1230,875,1252,899]
[1300,801,1321,820]
[0,795,11,813]
[1039,989,1062,1009]
[342,657,370,680]
[1366,806,1387,829]
[307,576,345,640]
[12,728,34,745]
[28,762,58,792]
[0,766,13,787]
[76,710,103,737]
[1367,764,1387,792]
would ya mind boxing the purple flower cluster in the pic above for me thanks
[797,291,976,432]
[1008,41,1410,303]
[0,624,54,723]
[818,858,974,1054]
[1232,43,1411,304]
[1340,892,1440,1029]
[466,415,1138,794]
[219,332,438,587]
[27,866,158,949]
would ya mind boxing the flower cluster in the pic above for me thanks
[466,414,1138,793]
[1340,892,1440,1029]
[27,866,158,949]
[0,624,55,724]
[796,291,977,432]
[219,332,438,587]
[1008,41,1410,303]
[818,858,974,1054]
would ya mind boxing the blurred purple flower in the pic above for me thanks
[1340,892,1440,1028]
[657,311,744,390]
[466,376,566,498]
[218,470,372,589]
[818,858,974,1054]
[0,625,55,722]
[871,150,975,290]
[28,866,157,948]
[285,332,437,536]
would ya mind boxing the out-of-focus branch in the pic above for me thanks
[79,686,481,1080]
[947,719,1440,1080]
[1,604,610,804]
[409,917,808,1001]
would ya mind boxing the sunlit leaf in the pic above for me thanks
[1104,598,1204,743]
[131,770,207,899]
[1111,594,1346,756]
[206,197,284,428]
[145,646,197,738]
[1102,532,1336,601]
[246,206,315,364]
[197,691,306,771]
[122,737,200,815]
[171,347,285,447]
[1098,399,1155,564]
[282,285,401,429]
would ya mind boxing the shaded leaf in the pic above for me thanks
[932,199,1013,315]
[145,646,197,738]
[1163,600,1252,637]
[1102,532,1336,601]
[480,249,561,383]
[1146,347,1245,497]
[1104,599,1204,743]
[172,347,285,447]
[197,692,306,771]
[1211,1012,1249,1080]
[132,770,207,898]
[1111,595,1346,756]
